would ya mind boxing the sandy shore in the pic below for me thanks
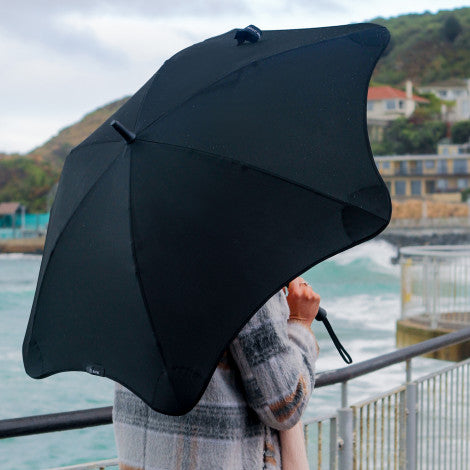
[0,237,45,254]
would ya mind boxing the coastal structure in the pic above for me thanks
[0,201,49,243]
[397,245,470,361]
[0,202,25,232]
[375,151,470,200]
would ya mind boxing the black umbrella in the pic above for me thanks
[23,23,391,416]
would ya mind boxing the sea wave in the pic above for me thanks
[330,239,399,275]
[323,293,400,331]
[0,253,42,260]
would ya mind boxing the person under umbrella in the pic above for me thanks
[23,20,391,470]
[113,277,320,469]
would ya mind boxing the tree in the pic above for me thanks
[443,15,462,43]
[451,120,470,143]
[409,92,448,124]
[381,118,447,154]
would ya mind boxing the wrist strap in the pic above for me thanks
[316,307,352,364]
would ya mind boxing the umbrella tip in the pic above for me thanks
[234,25,262,45]
[110,120,136,144]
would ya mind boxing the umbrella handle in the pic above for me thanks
[283,287,353,364]
[315,307,353,364]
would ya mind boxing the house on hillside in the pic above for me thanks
[367,81,429,142]
[0,202,26,237]
[418,79,470,122]
[0,202,50,239]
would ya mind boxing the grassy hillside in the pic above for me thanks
[371,7,470,85]
[27,97,128,168]
[0,156,59,212]
[2,7,470,211]
[0,98,128,211]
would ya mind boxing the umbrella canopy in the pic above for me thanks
[23,23,391,416]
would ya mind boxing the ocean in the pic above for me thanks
[0,240,450,469]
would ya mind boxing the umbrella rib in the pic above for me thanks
[133,72,160,131]
[135,25,382,136]
[127,147,181,406]
[24,146,126,374]
[73,74,158,153]
[138,138,389,221]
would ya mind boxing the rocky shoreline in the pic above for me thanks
[378,227,470,250]
[0,229,468,256]
[0,237,45,254]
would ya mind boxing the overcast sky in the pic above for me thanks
[1,0,468,154]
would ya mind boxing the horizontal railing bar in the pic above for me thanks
[49,458,118,470]
[349,385,406,409]
[2,327,470,440]
[315,326,470,388]
[413,356,470,384]
[0,406,112,439]
[302,412,337,426]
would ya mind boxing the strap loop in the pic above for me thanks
[316,307,353,364]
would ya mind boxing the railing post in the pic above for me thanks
[405,383,418,470]
[406,359,412,383]
[329,417,337,470]
[399,389,407,470]
[431,257,439,329]
[337,407,353,470]
[341,381,348,408]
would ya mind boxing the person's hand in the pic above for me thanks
[284,277,320,329]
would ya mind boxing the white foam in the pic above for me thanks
[332,239,399,275]
[0,350,22,362]
[0,253,42,260]
[325,293,400,331]
[0,282,36,293]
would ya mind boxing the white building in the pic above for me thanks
[367,81,429,121]
[367,81,429,142]
[418,79,470,122]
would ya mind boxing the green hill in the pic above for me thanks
[2,7,470,211]
[371,7,470,85]
[0,156,59,212]
[0,98,128,211]
[27,97,128,168]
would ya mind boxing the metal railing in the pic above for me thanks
[351,385,407,470]
[415,359,470,469]
[303,327,470,470]
[2,327,470,469]
[303,356,470,470]
[400,245,470,329]
[48,460,118,470]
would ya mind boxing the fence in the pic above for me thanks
[303,355,470,470]
[415,360,470,469]
[0,213,49,239]
[400,245,470,330]
[1,327,470,470]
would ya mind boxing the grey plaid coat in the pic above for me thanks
[113,289,318,469]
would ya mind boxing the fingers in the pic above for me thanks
[289,277,319,298]
[288,277,308,294]
[288,277,302,292]
[286,277,321,325]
